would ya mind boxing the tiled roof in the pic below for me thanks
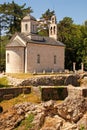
[19,33,65,47]
[6,32,65,47]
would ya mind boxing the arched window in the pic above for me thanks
[37,54,40,64]
[7,53,9,63]
[25,24,28,31]
[50,27,52,35]
[54,55,56,64]
[52,18,54,23]
[54,26,56,34]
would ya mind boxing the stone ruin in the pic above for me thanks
[0,73,87,129]
[0,85,87,130]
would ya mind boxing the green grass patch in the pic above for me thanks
[0,77,9,88]
[79,125,85,130]
[15,113,34,130]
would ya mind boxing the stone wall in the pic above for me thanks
[20,75,80,87]
[68,86,87,98]
[41,86,68,101]
[41,86,87,101]
[1,85,87,102]
[0,87,31,102]
[27,43,64,73]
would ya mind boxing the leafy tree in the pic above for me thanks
[58,17,82,70]
[0,1,33,36]
[77,23,87,70]
[40,9,55,21]
[77,37,87,70]
[0,1,33,71]
[0,35,9,71]
[84,20,87,27]
[38,9,55,36]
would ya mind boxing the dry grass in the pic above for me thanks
[80,78,87,87]
[6,73,35,79]
[0,91,41,111]
[6,73,68,79]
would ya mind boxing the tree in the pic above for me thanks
[57,17,82,70]
[84,20,87,27]
[77,23,87,70]
[0,1,33,36]
[77,37,87,71]
[40,9,55,21]
[0,1,33,71]
[38,9,55,36]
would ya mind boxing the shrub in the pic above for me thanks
[0,77,9,88]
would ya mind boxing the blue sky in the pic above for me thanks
[0,0,87,25]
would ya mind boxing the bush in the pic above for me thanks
[0,77,9,88]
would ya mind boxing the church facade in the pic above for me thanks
[6,14,65,73]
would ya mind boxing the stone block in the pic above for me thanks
[41,86,68,101]
[3,94,13,100]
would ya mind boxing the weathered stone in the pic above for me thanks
[19,76,66,86]
[64,74,80,86]
[40,116,63,130]
[0,94,87,130]
[0,87,31,102]
[33,112,45,130]
[57,97,87,123]
[77,113,87,130]
[61,122,78,130]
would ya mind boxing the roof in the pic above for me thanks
[22,14,36,22]
[6,32,65,48]
[6,40,25,47]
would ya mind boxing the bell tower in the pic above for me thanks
[49,15,57,40]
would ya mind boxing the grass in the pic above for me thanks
[7,73,35,79]
[0,77,9,88]
[54,86,65,88]
[80,125,85,130]
[80,78,87,86]
[6,72,69,79]
[14,113,34,130]
[0,91,41,111]
[0,88,41,129]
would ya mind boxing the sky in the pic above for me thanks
[0,0,87,25]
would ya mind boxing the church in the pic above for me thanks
[6,14,65,73]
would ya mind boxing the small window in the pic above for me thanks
[7,53,9,63]
[52,18,54,23]
[25,24,28,31]
[54,55,56,64]
[54,26,56,34]
[37,54,40,64]
[50,27,52,34]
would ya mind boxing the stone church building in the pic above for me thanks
[6,14,65,73]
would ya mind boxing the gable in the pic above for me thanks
[6,34,26,47]
[14,35,26,46]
